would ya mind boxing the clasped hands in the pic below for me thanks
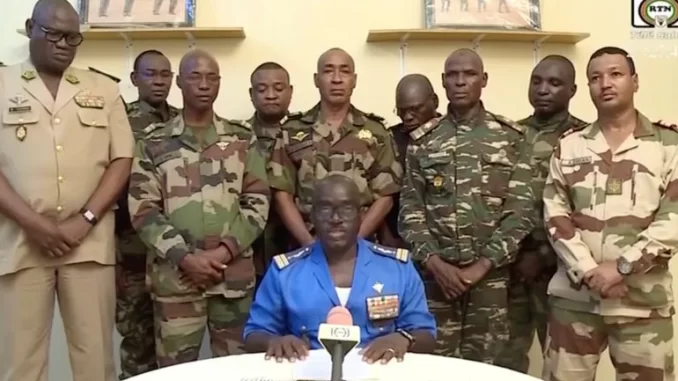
[583,261,628,299]
[25,213,92,258]
[426,255,492,300]
[178,245,231,289]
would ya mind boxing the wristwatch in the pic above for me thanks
[397,329,415,348]
[79,208,98,226]
[617,256,633,276]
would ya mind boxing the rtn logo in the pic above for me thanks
[632,0,678,27]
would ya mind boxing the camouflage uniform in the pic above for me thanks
[128,114,270,367]
[232,113,293,282]
[398,105,536,364]
[495,112,587,373]
[115,100,179,379]
[267,103,402,239]
[542,112,677,381]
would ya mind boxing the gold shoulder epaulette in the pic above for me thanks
[655,120,678,132]
[409,116,443,141]
[366,242,409,263]
[494,114,525,134]
[88,67,121,83]
[272,245,313,270]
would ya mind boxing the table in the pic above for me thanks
[128,350,540,381]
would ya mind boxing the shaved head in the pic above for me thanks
[395,74,439,130]
[396,74,434,94]
[445,48,484,73]
[179,48,218,75]
[313,174,360,206]
[317,48,355,73]
[537,55,576,84]
[31,0,77,22]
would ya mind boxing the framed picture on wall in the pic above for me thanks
[425,0,541,30]
[78,0,196,28]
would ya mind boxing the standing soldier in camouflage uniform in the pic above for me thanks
[382,74,440,248]
[399,48,536,364]
[128,49,270,367]
[267,48,402,248]
[233,62,293,286]
[495,55,587,373]
[116,49,179,379]
[543,46,676,381]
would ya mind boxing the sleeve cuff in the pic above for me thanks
[221,236,240,260]
[480,243,504,268]
[566,257,598,285]
[269,181,295,194]
[166,245,191,266]
[412,242,435,262]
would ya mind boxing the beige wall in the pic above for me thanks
[1,0,677,379]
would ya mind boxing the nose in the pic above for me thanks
[537,83,549,95]
[264,87,278,100]
[331,71,343,84]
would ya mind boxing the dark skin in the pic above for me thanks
[249,68,293,125]
[173,50,230,289]
[515,58,577,283]
[583,53,640,300]
[380,74,439,247]
[427,49,492,299]
[248,175,435,363]
[130,53,174,113]
[275,48,393,246]
[0,0,130,258]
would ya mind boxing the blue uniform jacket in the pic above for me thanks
[243,239,436,349]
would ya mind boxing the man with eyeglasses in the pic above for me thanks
[381,74,441,248]
[128,49,269,367]
[244,174,436,363]
[0,1,134,381]
[267,48,402,250]
[115,49,179,379]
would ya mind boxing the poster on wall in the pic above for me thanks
[425,0,541,30]
[78,0,196,28]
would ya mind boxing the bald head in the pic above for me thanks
[179,49,218,75]
[397,74,434,95]
[31,0,77,22]
[317,48,355,73]
[535,55,576,84]
[528,55,577,118]
[445,48,484,72]
[313,174,360,206]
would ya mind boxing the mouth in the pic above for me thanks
[329,89,345,96]
[53,52,71,61]
[196,95,212,101]
[151,90,167,97]
[534,100,552,107]
[601,92,616,101]
[451,92,468,99]
[327,229,346,239]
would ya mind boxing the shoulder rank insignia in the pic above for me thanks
[21,70,36,81]
[409,116,443,141]
[284,111,303,122]
[366,242,409,263]
[272,246,312,270]
[230,119,252,130]
[560,122,590,140]
[89,67,121,83]
[364,112,386,125]
[143,122,164,135]
[655,120,678,132]
[493,114,525,134]
[65,74,79,84]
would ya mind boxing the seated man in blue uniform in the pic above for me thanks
[243,174,436,364]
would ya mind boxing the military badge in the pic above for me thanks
[15,126,27,141]
[357,129,373,140]
[65,74,79,84]
[9,106,31,113]
[432,176,444,188]
[74,93,105,109]
[217,142,228,150]
[21,71,36,81]
[9,95,28,105]
[372,282,384,294]
[366,294,399,320]
[606,177,623,195]
[292,131,309,141]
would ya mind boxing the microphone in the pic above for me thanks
[318,306,361,381]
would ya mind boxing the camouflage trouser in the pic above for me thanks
[543,304,675,381]
[425,267,509,363]
[153,293,252,367]
[116,269,156,379]
[494,273,551,373]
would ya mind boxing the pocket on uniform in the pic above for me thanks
[480,152,514,198]
[420,155,453,195]
[77,108,109,128]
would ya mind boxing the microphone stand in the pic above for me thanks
[330,342,343,381]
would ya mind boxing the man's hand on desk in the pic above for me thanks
[265,335,309,363]
[359,332,409,364]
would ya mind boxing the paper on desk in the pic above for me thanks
[293,349,375,380]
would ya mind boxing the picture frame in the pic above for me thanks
[425,0,541,30]
[78,0,196,28]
